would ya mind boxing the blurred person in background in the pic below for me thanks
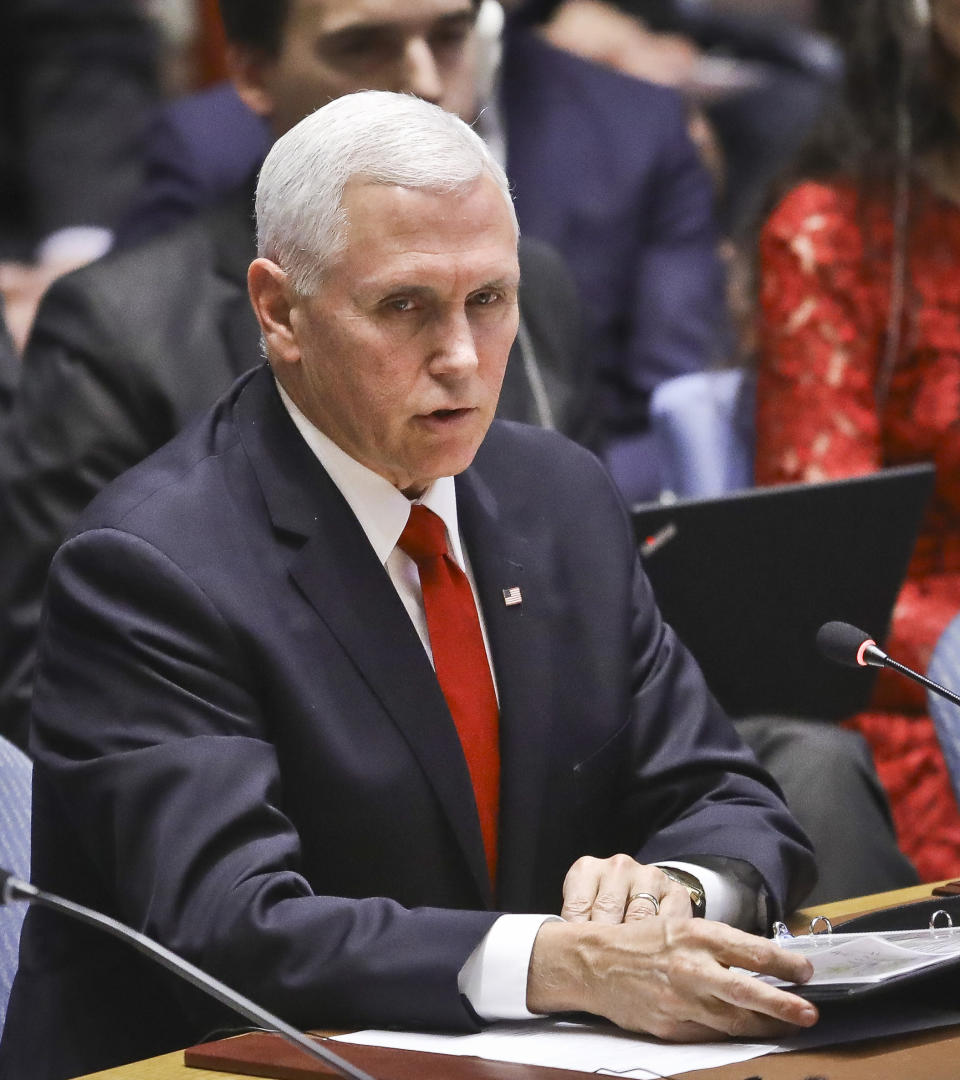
[0,0,158,355]
[754,0,960,882]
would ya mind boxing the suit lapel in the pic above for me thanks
[235,371,493,905]
[456,460,557,910]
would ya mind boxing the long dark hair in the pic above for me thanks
[218,0,290,55]
[799,0,955,187]
[767,0,960,404]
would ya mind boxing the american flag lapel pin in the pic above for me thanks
[502,586,522,607]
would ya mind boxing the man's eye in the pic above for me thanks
[321,32,392,63]
[430,26,471,53]
[386,297,416,312]
[469,290,501,306]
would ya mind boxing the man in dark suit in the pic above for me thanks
[0,0,590,749]
[0,91,817,1080]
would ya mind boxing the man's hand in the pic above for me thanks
[527,917,818,1041]
[561,853,696,923]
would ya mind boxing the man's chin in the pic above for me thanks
[400,434,491,493]
[414,405,498,451]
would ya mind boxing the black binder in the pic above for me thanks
[773,895,960,1002]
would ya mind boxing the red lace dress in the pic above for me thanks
[755,179,960,882]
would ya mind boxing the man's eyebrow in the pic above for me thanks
[321,8,477,41]
[475,276,520,293]
[364,275,520,299]
[434,10,479,30]
[378,283,436,299]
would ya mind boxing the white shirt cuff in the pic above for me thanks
[458,913,560,1021]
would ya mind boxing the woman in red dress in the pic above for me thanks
[755,0,960,881]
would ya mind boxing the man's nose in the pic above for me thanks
[402,38,444,104]
[431,313,479,376]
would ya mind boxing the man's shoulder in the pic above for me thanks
[43,190,250,317]
[27,190,255,397]
[33,218,218,362]
[475,420,615,496]
[72,369,255,538]
[153,81,271,190]
[470,421,636,559]
[503,26,686,130]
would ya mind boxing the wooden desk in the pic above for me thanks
[76,882,960,1080]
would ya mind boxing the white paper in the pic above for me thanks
[336,1019,774,1078]
[334,1005,960,1078]
[766,927,960,987]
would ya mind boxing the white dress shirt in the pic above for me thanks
[277,384,761,1020]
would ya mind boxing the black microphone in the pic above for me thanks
[816,620,960,708]
[0,868,378,1080]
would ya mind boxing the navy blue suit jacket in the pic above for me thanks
[0,365,813,1079]
[118,28,724,499]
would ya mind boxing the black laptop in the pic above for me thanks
[631,464,936,720]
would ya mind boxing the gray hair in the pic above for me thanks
[255,90,517,296]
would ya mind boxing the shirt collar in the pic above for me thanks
[276,382,466,569]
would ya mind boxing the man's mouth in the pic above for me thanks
[422,407,473,424]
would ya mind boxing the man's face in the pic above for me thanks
[277,174,519,496]
[239,0,481,136]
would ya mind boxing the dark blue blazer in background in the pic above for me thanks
[0,365,813,1079]
[500,28,724,497]
[117,28,724,501]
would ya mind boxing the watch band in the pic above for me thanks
[656,865,706,917]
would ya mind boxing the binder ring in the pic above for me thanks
[929,909,953,930]
[809,915,833,935]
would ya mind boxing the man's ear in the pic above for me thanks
[227,43,276,118]
[248,258,300,368]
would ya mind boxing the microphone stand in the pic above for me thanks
[856,643,960,709]
[0,871,378,1080]
[879,654,960,708]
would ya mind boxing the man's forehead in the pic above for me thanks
[342,176,516,235]
[333,180,519,283]
[287,0,477,34]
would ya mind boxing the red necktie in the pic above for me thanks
[398,505,500,884]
